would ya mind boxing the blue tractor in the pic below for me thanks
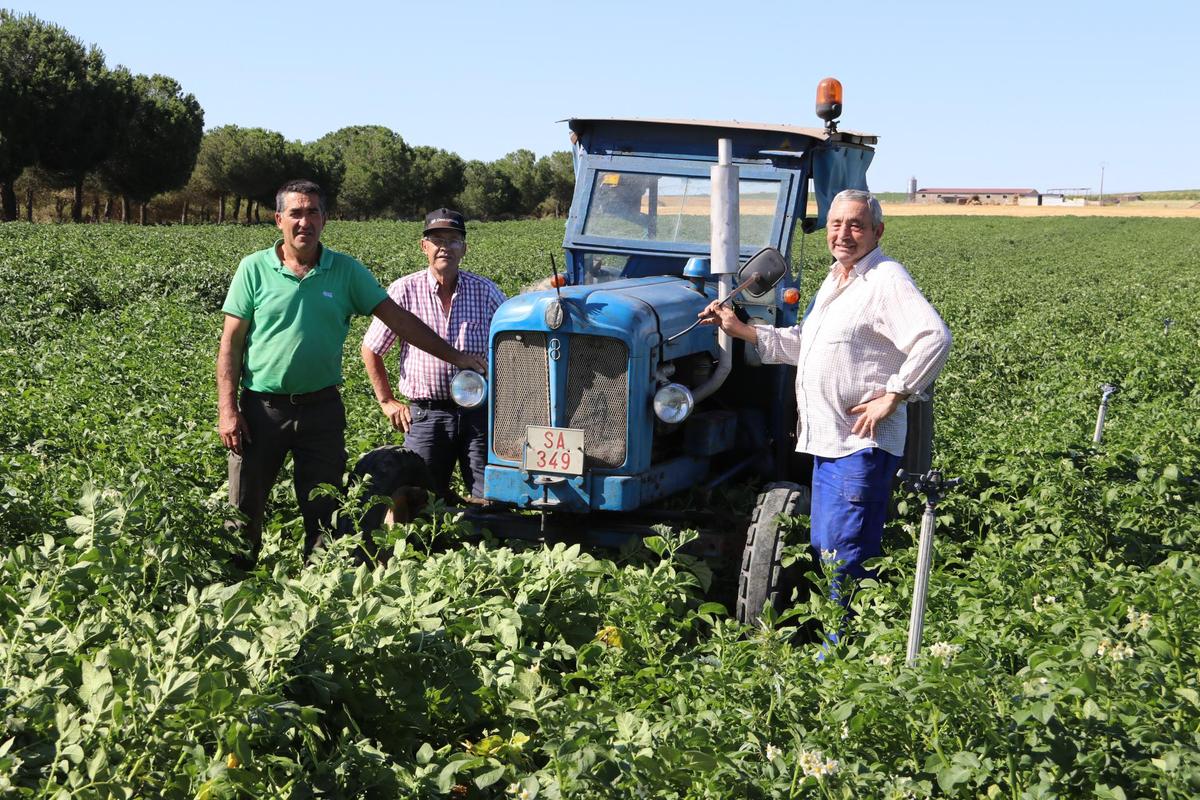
[439,89,931,623]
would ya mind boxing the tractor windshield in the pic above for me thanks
[583,170,780,249]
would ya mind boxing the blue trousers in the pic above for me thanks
[811,447,901,602]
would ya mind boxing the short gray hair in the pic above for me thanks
[832,189,883,228]
[275,179,326,215]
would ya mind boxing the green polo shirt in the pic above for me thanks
[222,241,389,394]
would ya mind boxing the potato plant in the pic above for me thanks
[0,217,1198,798]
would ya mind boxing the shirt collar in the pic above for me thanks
[273,240,330,274]
[423,267,461,294]
[315,242,332,272]
[829,245,886,277]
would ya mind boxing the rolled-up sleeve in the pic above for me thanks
[363,280,404,356]
[754,324,803,366]
[878,277,952,400]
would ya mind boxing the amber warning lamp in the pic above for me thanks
[816,77,843,133]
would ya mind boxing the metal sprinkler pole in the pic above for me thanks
[898,469,961,666]
[1093,383,1118,444]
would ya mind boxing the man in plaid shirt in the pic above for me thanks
[361,209,505,503]
[700,189,951,604]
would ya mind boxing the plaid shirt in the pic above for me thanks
[363,268,505,400]
[754,246,951,459]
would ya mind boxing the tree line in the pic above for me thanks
[0,11,575,224]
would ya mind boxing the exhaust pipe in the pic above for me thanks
[693,138,738,402]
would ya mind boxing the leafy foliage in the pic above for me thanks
[98,73,204,204]
[0,12,104,219]
[1,217,1198,797]
[311,126,413,220]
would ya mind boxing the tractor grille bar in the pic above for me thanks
[492,332,550,460]
[565,335,628,468]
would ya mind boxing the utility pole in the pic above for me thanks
[1099,162,1106,206]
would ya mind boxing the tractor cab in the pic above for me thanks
[561,117,877,289]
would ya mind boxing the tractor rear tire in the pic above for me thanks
[735,481,812,626]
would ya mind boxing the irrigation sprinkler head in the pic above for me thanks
[1100,383,1118,401]
[896,468,962,500]
[1163,318,1174,334]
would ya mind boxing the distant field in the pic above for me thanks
[1138,189,1200,200]
[640,192,1200,220]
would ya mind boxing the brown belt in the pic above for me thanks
[243,385,340,406]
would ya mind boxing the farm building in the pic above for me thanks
[915,188,1039,205]
[1018,193,1086,207]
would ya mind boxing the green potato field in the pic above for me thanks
[0,216,1198,798]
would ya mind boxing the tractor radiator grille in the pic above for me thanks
[565,335,628,468]
[491,331,629,469]
[492,332,550,460]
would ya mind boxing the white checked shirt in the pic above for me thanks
[363,268,505,400]
[754,246,951,459]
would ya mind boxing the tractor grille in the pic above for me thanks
[565,335,628,468]
[491,331,630,469]
[492,332,550,460]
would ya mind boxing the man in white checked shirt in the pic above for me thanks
[700,189,951,604]
[361,209,505,503]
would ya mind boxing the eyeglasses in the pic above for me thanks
[423,235,465,249]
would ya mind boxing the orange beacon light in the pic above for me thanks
[816,77,843,131]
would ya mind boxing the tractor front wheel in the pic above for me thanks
[735,481,811,626]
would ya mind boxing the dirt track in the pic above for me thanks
[655,197,1200,218]
[879,202,1200,218]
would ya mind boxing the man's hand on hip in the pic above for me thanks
[219,408,252,455]
[380,399,412,432]
[848,392,905,440]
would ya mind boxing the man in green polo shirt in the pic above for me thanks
[217,179,484,568]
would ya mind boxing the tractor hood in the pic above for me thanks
[492,277,716,354]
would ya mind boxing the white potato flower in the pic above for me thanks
[928,641,962,664]
[799,749,839,779]
[1126,607,1152,632]
[1032,594,1058,612]
[1097,637,1134,661]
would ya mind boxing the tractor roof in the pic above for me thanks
[566,117,878,154]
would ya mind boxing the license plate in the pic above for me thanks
[524,426,584,475]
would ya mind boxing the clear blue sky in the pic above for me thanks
[19,0,1200,193]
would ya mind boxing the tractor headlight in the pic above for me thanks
[451,370,487,409]
[653,383,694,424]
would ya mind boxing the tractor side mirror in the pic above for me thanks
[737,247,788,299]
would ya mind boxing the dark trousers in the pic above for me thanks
[227,390,346,564]
[402,404,487,499]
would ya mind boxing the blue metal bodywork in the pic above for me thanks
[481,118,876,514]
[484,278,721,511]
